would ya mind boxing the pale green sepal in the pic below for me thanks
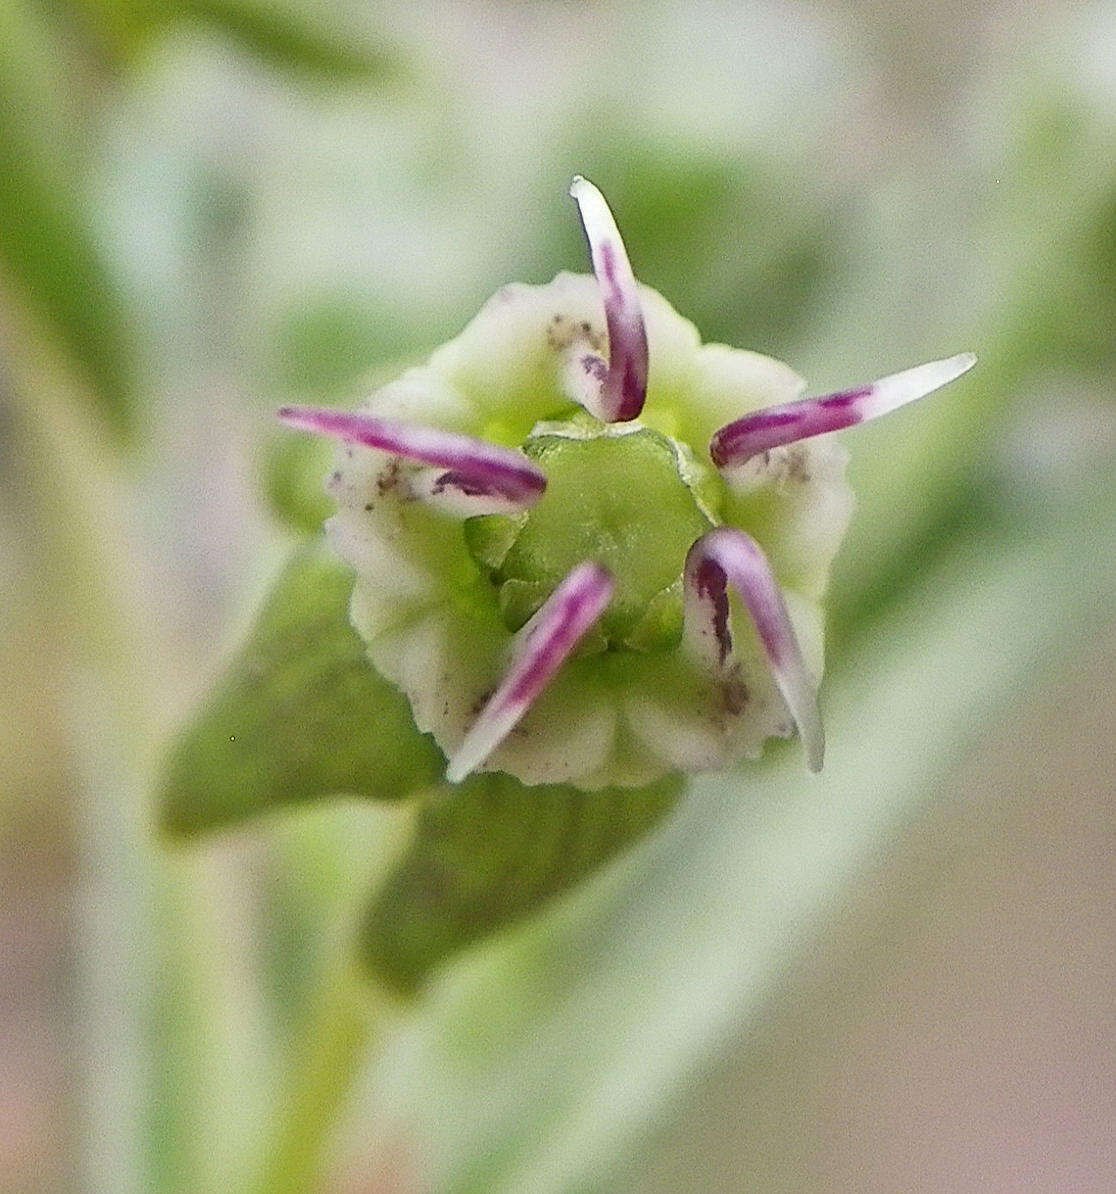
[624,580,685,652]
[462,511,528,571]
[496,577,552,632]
[158,540,444,836]
[357,772,685,995]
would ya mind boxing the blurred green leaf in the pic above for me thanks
[0,9,137,440]
[375,473,1116,1194]
[271,290,408,396]
[157,0,404,82]
[159,539,444,836]
[360,771,684,996]
[261,429,335,535]
[0,1,72,167]
[1012,101,1116,373]
[546,139,847,353]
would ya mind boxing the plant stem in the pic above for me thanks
[246,962,403,1194]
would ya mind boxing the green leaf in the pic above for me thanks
[359,771,684,995]
[165,0,406,83]
[0,8,137,440]
[158,539,444,836]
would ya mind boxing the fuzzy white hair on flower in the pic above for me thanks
[280,177,975,788]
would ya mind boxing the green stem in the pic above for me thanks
[246,963,403,1194]
[243,797,419,1194]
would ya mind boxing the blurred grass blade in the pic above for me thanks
[158,539,443,835]
[360,772,684,995]
[0,13,137,440]
[370,475,1116,1193]
[169,0,406,81]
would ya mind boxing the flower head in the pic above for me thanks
[280,178,974,789]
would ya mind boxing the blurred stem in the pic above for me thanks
[2,303,271,1193]
[1,303,155,1191]
[244,800,416,1194]
[246,959,405,1194]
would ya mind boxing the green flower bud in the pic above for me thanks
[281,178,974,789]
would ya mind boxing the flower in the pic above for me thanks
[279,178,974,789]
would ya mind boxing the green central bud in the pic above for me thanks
[465,419,717,651]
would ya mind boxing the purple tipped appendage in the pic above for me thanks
[710,353,977,469]
[569,176,649,423]
[684,528,823,772]
[445,561,615,783]
[278,407,546,508]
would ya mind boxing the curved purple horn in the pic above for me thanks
[278,407,546,507]
[446,561,614,782]
[711,353,976,469]
[569,176,649,423]
[684,528,823,772]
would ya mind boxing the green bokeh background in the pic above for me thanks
[1,2,1113,1191]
